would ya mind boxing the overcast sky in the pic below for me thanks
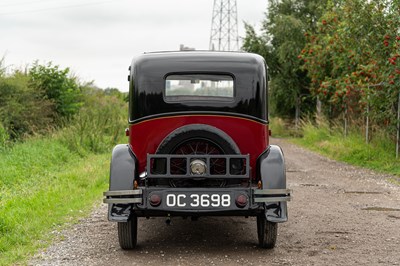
[0,0,267,91]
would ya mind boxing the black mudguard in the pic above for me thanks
[109,144,137,190]
[257,145,288,222]
[108,144,137,221]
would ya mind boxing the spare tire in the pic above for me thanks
[157,124,240,155]
[153,124,241,188]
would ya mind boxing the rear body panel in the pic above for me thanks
[129,115,269,178]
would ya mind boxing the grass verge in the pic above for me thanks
[269,117,296,138]
[0,137,110,265]
[292,120,400,176]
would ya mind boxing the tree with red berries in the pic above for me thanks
[300,0,399,134]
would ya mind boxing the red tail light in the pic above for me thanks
[235,194,247,208]
[149,194,161,207]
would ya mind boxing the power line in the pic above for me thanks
[0,0,118,16]
[0,0,62,8]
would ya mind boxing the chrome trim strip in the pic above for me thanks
[252,189,292,195]
[254,196,291,203]
[103,190,142,196]
[103,198,142,204]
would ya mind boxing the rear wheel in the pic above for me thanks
[118,216,138,249]
[257,214,278,249]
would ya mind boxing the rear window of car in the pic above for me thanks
[165,74,234,101]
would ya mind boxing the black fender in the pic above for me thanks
[109,144,137,191]
[107,144,137,222]
[257,145,288,222]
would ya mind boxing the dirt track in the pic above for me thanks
[30,139,400,266]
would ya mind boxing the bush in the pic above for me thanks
[59,86,127,155]
[0,59,127,149]
[29,62,83,119]
[0,71,54,139]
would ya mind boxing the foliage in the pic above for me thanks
[242,0,328,117]
[104,87,129,102]
[299,0,400,132]
[0,60,128,145]
[0,65,127,265]
[59,86,127,155]
[244,0,400,149]
[0,71,54,139]
[29,62,83,119]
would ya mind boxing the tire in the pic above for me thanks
[157,124,240,155]
[154,124,241,187]
[257,214,278,249]
[117,216,138,250]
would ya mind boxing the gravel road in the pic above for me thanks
[30,139,400,266]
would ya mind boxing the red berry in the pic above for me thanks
[322,20,327,25]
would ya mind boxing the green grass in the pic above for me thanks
[292,120,400,176]
[388,177,400,186]
[269,117,298,138]
[0,137,110,265]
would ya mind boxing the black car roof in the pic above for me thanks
[134,50,265,68]
[129,51,268,123]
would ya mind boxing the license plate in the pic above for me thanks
[165,193,231,208]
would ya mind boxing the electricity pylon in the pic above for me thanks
[209,0,239,51]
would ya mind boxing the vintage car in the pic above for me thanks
[103,51,291,250]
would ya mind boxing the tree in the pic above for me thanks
[29,62,83,119]
[242,0,328,117]
[300,0,400,131]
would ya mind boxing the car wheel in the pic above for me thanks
[257,214,277,249]
[117,216,138,249]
